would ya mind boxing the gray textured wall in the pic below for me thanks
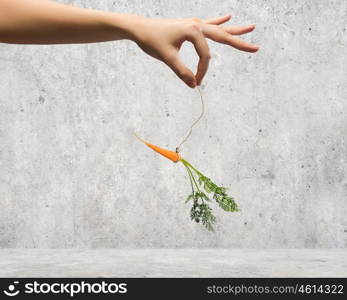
[0,0,346,248]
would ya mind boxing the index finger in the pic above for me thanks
[187,31,211,86]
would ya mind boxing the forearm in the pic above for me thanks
[0,0,137,44]
[0,1,259,86]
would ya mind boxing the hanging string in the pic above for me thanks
[175,85,205,153]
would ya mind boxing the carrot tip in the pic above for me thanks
[134,132,180,163]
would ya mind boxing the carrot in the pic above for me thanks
[134,86,239,231]
[134,133,239,231]
[134,133,181,163]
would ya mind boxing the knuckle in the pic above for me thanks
[190,18,201,23]
[223,31,231,41]
[187,21,201,33]
[199,50,211,61]
[198,63,208,72]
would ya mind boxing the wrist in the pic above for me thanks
[102,12,144,41]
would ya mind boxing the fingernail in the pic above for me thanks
[187,80,196,88]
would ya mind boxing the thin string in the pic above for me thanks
[175,86,205,153]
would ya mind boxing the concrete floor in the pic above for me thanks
[0,249,346,277]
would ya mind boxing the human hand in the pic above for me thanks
[0,1,258,87]
[128,15,259,88]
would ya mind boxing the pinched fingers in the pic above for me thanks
[165,52,197,88]
[186,28,211,86]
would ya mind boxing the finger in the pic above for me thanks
[223,24,255,35]
[225,35,259,52]
[165,53,196,88]
[205,14,231,25]
[204,26,259,52]
[187,32,211,85]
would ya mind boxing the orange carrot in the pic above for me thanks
[134,133,181,163]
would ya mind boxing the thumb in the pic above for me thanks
[165,53,196,88]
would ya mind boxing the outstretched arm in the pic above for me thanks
[0,0,259,87]
[0,0,134,44]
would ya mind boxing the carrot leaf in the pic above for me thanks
[180,158,239,231]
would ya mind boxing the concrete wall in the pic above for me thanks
[0,0,346,248]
